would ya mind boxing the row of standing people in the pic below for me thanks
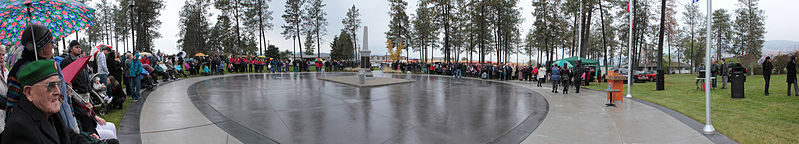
[390,61,593,93]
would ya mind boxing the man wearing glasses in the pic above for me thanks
[2,60,89,143]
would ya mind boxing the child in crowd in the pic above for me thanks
[107,76,126,109]
[93,77,112,104]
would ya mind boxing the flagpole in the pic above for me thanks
[626,0,633,98]
[703,0,716,134]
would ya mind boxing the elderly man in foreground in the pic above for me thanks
[2,60,89,144]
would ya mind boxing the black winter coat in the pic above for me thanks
[763,61,773,76]
[787,61,796,82]
[2,99,89,144]
[61,55,90,93]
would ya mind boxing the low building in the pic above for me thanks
[636,62,692,74]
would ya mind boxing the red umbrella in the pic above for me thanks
[62,57,90,84]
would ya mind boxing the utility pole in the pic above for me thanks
[656,0,665,90]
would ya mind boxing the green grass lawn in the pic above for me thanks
[585,74,799,143]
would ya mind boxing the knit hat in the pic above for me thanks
[18,60,59,86]
[21,24,53,52]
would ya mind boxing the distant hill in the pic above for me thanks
[762,40,799,55]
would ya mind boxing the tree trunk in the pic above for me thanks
[572,13,577,57]
[582,5,593,58]
[317,25,321,59]
[443,4,451,63]
[258,0,266,56]
[296,23,302,59]
[599,0,609,77]
[690,24,694,73]
[233,0,242,54]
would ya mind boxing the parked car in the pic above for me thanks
[633,71,648,83]
[644,70,658,82]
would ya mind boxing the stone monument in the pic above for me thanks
[319,26,414,87]
[359,26,372,84]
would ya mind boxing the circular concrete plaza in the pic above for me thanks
[187,72,547,144]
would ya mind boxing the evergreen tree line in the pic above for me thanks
[82,0,765,68]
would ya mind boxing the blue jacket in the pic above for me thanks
[551,67,561,81]
[129,54,143,77]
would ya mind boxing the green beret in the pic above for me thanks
[18,60,60,86]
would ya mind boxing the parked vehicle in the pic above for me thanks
[634,71,648,83]
[645,70,658,82]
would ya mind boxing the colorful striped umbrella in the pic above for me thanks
[758,55,770,65]
[0,0,95,46]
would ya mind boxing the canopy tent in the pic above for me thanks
[558,56,600,66]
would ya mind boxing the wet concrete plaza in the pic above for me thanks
[135,72,725,144]
[188,72,547,144]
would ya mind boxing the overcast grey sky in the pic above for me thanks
[80,0,798,62]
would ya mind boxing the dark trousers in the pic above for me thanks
[789,80,799,96]
[712,74,717,88]
[537,78,545,87]
[125,76,132,94]
[764,74,771,95]
[552,79,560,92]
[574,78,582,93]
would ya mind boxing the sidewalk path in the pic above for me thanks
[139,75,243,144]
[502,80,713,144]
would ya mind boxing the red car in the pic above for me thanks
[644,70,658,82]
[633,71,649,83]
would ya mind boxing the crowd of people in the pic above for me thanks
[0,24,119,144]
[13,24,783,144]
[0,23,381,144]
[390,60,596,94]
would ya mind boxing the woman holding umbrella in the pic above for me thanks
[5,24,57,111]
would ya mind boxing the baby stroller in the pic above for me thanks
[140,66,156,90]
[85,74,111,115]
